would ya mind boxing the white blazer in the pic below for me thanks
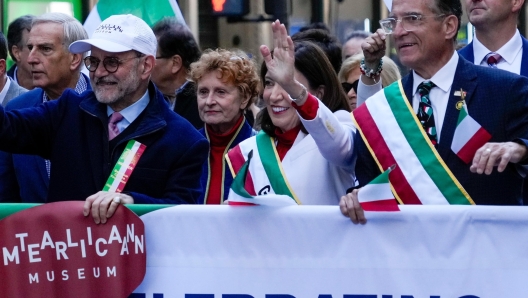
[231,98,356,205]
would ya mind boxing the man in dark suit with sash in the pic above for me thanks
[341,0,528,224]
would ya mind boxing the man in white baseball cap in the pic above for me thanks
[0,14,209,224]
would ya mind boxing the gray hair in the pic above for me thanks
[33,13,88,56]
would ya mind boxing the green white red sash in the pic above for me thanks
[103,140,146,192]
[352,81,474,205]
[226,131,301,204]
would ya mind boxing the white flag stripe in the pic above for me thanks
[237,138,274,194]
[451,115,481,153]
[227,190,297,206]
[168,0,185,24]
[365,94,449,205]
[83,6,102,37]
[359,183,393,203]
[107,141,142,192]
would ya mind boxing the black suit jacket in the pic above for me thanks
[174,81,203,130]
[355,57,528,205]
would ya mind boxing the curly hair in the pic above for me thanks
[189,48,260,108]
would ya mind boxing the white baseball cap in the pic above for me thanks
[69,14,156,57]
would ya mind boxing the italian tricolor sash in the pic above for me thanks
[226,131,301,204]
[352,81,474,205]
[103,140,146,193]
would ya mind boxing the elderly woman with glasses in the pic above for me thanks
[226,21,356,205]
[189,49,259,204]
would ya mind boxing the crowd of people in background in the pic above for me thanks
[0,0,527,224]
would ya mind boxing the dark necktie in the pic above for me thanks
[417,81,437,146]
[486,52,502,68]
[108,112,123,140]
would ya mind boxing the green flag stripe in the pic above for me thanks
[0,204,174,220]
[255,131,298,202]
[97,0,177,26]
[384,82,471,205]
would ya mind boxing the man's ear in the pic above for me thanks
[513,0,525,13]
[171,55,183,74]
[11,45,22,63]
[141,55,156,79]
[444,15,458,41]
[0,59,6,76]
[70,53,83,71]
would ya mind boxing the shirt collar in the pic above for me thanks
[0,76,11,103]
[176,80,190,95]
[473,30,522,65]
[43,73,89,102]
[107,89,150,124]
[413,51,459,95]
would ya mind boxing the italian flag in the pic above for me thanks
[358,166,399,211]
[450,101,491,164]
[226,150,297,206]
[83,0,185,37]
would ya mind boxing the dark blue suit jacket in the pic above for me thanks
[0,74,91,203]
[355,57,528,205]
[458,36,528,76]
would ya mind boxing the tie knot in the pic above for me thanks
[418,81,436,96]
[109,112,123,125]
[486,52,502,66]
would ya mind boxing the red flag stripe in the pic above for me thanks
[227,146,245,174]
[360,199,400,211]
[227,145,256,196]
[456,127,492,164]
[354,105,422,205]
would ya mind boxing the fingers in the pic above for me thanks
[470,143,520,175]
[339,190,366,225]
[84,191,124,224]
[83,193,98,216]
[362,29,387,63]
[103,196,121,223]
[260,45,272,64]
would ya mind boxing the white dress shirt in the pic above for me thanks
[411,51,459,142]
[473,30,523,75]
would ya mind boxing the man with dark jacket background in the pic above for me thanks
[0,14,208,224]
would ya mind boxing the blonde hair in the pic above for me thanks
[189,48,260,107]
[338,53,401,87]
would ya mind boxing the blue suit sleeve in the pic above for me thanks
[0,150,21,202]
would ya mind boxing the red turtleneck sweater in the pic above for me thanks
[205,115,244,204]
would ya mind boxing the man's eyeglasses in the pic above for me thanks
[342,80,359,94]
[83,54,144,73]
[379,14,445,34]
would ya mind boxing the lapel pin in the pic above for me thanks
[455,88,466,110]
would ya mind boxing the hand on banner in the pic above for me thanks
[470,142,528,175]
[339,189,367,224]
[260,20,307,105]
[83,191,134,224]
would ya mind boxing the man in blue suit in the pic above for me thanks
[459,0,527,75]
[0,13,90,203]
[340,0,528,224]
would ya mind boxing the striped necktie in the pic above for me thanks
[486,52,502,68]
[417,81,437,146]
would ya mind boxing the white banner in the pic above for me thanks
[133,205,528,298]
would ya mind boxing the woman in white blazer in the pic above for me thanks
[226,20,356,205]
